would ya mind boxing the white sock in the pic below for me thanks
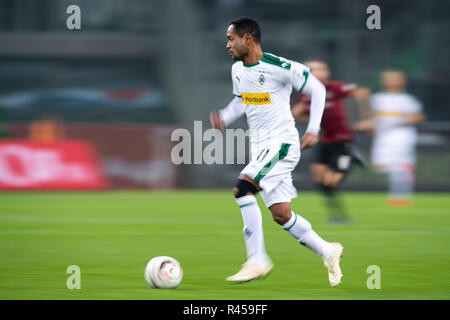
[282,211,333,259]
[236,195,269,265]
[388,164,414,200]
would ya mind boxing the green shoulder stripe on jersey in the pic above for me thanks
[298,70,309,92]
[261,53,291,70]
[254,143,291,184]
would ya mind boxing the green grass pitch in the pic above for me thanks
[0,191,449,300]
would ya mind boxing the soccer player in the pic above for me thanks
[367,70,425,206]
[209,17,343,287]
[290,60,371,223]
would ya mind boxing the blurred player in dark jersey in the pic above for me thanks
[291,59,371,223]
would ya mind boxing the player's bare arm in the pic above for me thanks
[350,86,374,132]
[351,87,372,118]
[210,96,246,131]
[209,110,224,131]
[353,117,375,132]
[402,113,426,124]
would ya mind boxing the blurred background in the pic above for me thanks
[0,0,449,191]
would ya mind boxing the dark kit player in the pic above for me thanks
[291,59,371,223]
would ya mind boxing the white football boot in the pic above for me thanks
[226,259,273,283]
[323,242,344,287]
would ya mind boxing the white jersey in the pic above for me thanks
[370,92,423,166]
[231,52,310,149]
[371,92,422,136]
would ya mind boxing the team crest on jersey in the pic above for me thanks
[258,74,265,86]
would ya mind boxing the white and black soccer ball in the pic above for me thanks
[144,256,183,289]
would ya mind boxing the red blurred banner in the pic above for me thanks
[0,140,108,190]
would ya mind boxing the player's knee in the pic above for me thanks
[312,175,322,184]
[323,178,336,187]
[311,170,322,183]
[323,172,342,187]
[272,213,289,225]
[311,165,326,183]
[270,205,291,225]
[233,179,258,198]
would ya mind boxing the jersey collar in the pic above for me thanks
[242,53,268,67]
[243,61,260,67]
[243,53,278,67]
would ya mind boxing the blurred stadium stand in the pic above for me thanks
[0,0,448,190]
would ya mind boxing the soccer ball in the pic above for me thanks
[144,256,183,289]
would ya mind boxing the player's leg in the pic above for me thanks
[264,187,343,287]
[269,201,334,258]
[233,175,269,264]
[311,163,328,184]
[374,136,415,206]
[321,168,349,223]
[258,141,343,286]
[389,137,417,206]
[314,164,348,222]
[386,163,415,206]
[227,143,297,283]
[226,174,273,283]
[312,145,334,213]
[315,142,352,223]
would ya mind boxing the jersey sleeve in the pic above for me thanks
[220,96,245,127]
[301,73,326,135]
[288,60,311,92]
[231,62,241,97]
[406,95,423,114]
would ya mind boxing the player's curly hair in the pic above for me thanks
[230,17,261,43]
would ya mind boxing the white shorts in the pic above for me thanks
[371,130,417,167]
[240,141,301,208]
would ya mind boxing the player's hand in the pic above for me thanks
[401,113,425,124]
[300,132,319,150]
[209,110,224,131]
[352,87,371,100]
[353,118,374,132]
